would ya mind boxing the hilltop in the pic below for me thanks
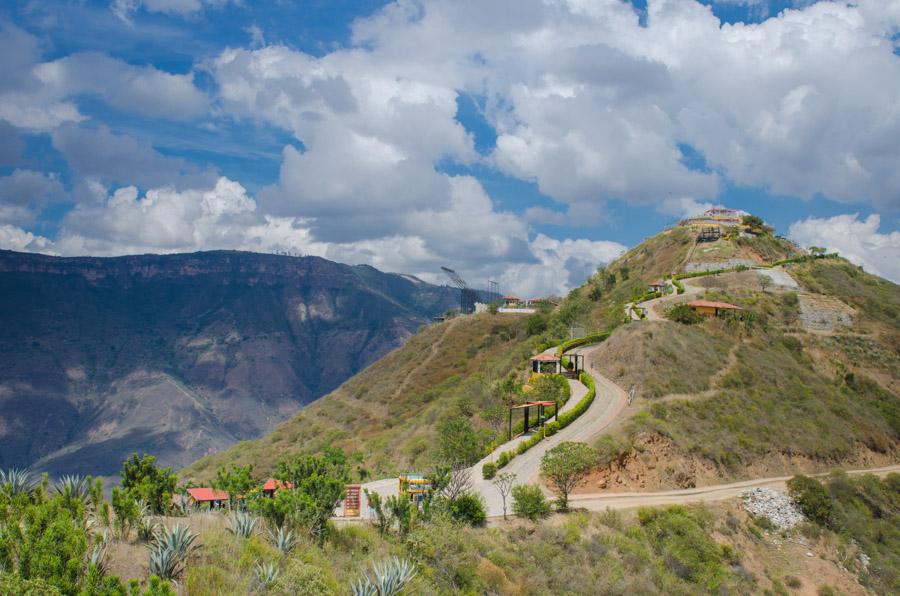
[185,214,899,490]
[0,250,456,476]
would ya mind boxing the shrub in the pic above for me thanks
[786,475,834,527]
[666,304,702,325]
[497,452,511,468]
[274,560,333,596]
[511,485,551,521]
[481,462,497,480]
[448,492,487,527]
[540,442,599,510]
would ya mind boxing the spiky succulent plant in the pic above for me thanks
[146,524,199,580]
[54,474,90,503]
[351,557,417,596]
[87,530,110,575]
[254,561,280,590]
[266,524,297,554]
[227,510,257,538]
[0,468,35,495]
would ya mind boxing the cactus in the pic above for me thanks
[227,510,257,538]
[146,524,199,580]
[254,561,280,590]
[266,524,297,554]
[55,474,91,503]
[351,557,416,596]
[0,468,35,495]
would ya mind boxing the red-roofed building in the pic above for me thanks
[688,299,743,317]
[503,296,521,307]
[262,479,294,497]
[181,487,229,509]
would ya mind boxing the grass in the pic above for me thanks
[791,258,900,327]
[590,321,733,400]
[183,315,538,481]
[628,331,899,470]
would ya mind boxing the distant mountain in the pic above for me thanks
[0,250,456,476]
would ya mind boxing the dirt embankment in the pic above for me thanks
[576,432,899,494]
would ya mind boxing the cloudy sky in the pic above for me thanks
[1,0,898,295]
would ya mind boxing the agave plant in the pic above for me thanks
[266,525,297,554]
[0,468,35,495]
[148,543,185,581]
[227,510,257,538]
[147,524,199,580]
[87,530,110,575]
[351,557,417,596]
[136,500,160,542]
[254,561,280,590]
[55,474,90,503]
[152,524,199,558]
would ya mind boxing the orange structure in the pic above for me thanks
[688,299,743,317]
[344,484,361,517]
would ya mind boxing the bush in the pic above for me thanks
[786,475,834,527]
[511,485,551,521]
[666,304,702,325]
[497,452,511,468]
[448,492,487,527]
[481,462,497,480]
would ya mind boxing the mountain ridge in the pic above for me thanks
[0,249,457,477]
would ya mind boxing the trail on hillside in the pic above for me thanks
[387,317,460,402]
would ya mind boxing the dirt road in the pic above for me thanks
[564,464,900,513]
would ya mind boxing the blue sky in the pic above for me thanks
[1,0,898,293]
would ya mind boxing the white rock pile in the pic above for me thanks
[742,488,806,531]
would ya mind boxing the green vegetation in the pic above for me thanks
[540,442,599,510]
[792,258,900,326]
[788,473,900,595]
[120,454,177,515]
[511,484,551,521]
[666,303,702,324]
[184,315,537,481]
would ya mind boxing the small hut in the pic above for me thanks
[687,299,743,317]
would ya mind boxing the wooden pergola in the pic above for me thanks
[508,400,559,441]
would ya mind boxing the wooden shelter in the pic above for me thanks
[530,352,561,374]
[262,479,293,497]
[184,487,229,509]
[508,400,559,440]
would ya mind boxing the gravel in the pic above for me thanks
[742,487,806,531]
[685,259,757,272]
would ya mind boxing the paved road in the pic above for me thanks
[635,278,702,321]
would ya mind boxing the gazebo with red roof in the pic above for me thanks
[530,352,562,374]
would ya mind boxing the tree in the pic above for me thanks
[539,442,599,510]
[809,246,826,256]
[758,274,772,293]
[511,485,551,521]
[213,464,254,507]
[492,472,517,520]
[364,489,391,535]
[255,451,349,544]
[435,418,483,466]
[120,454,177,514]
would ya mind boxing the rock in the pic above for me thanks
[741,487,806,531]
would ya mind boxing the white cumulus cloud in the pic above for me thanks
[788,213,900,283]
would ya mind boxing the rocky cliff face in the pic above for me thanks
[0,250,456,476]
